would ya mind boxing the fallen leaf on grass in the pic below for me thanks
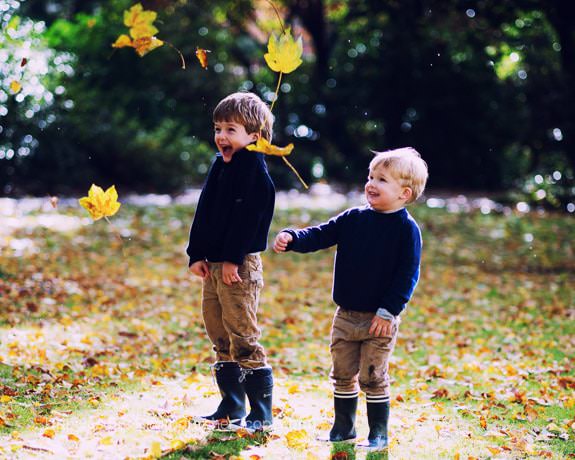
[285,429,309,450]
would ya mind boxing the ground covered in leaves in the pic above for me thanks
[0,193,574,459]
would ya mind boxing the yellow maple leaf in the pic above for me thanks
[264,28,303,74]
[43,429,55,439]
[285,429,309,450]
[149,441,162,457]
[112,34,133,49]
[124,3,157,32]
[9,80,22,94]
[246,138,294,157]
[68,434,80,442]
[112,3,163,57]
[0,395,12,403]
[133,36,164,57]
[78,184,121,221]
[130,22,159,40]
[287,383,299,394]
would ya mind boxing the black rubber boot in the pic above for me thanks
[357,400,389,450]
[242,367,273,431]
[199,362,246,424]
[317,392,358,442]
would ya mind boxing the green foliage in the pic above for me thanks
[1,1,574,194]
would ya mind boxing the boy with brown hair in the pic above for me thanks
[274,147,428,449]
[187,92,275,431]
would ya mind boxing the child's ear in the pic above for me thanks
[251,132,261,142]
[401,187,413,202]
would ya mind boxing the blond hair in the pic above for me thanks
[213,92,274,141]
[369,147,428,203]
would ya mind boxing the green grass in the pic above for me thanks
[1,201,574,457]
[162,430,269,459]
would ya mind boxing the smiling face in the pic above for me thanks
[214,121,259,162]
[365,165,412,212]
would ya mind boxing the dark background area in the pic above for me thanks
[1,0,574,207]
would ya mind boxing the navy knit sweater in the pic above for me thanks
[285,206,422,316]
[186,148,275,266]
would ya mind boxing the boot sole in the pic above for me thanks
[191,416,243,427]
[316,435,357,443]
[356,441,389,451]
[219,421,273,434]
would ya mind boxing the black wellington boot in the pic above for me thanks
[242,367,273,431]
[357,400,390,450]
[197,362,246,424]
[317,392,358,442]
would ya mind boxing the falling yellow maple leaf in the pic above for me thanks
[112,3,163,56]
[43,429,55,439]
[112,34,133,49]
[247,138,307,188]
[195,47,210,69]
[111,3,186,68]
[246,137,294,157]
[133,36,164,57]
[9,80,22,94]
[79,184,121,221]
[130,22,159,40]
[124,3,158,34]
[264,28,303,74]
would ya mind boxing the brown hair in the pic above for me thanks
[213,92,274,141]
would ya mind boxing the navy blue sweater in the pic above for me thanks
[285,206,422,316]
[186,148,275,266]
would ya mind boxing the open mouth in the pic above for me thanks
[220,145,233,156]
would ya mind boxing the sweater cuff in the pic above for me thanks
[188,257,204,267]
[376,308,396,321]
[282,229,298,251]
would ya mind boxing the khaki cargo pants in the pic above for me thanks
[330,307,400,398]
[202,254,267,369]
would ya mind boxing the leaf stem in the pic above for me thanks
[282,157,308,189]
[164,40,186,69]
[266,0,286,34]
[270,71,283,113]
[104,216,127,258]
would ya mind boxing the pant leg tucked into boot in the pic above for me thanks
[200,362,246,424]
[357,397,390,449]
[242,367,273,431]
[318,391,358,442]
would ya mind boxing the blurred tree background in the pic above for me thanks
[1,0,574,205]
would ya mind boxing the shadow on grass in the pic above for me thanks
[330,441,389,460]
[161,430,270,459]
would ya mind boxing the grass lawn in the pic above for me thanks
[0,198,573,458]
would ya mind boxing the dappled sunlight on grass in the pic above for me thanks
[1,198,574,457]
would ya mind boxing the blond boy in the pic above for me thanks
[274,148,428,449]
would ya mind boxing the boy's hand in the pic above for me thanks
[189,260,210,279]
[273,232,293,253]
[222,262,241,285]
[369,315,393,337]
